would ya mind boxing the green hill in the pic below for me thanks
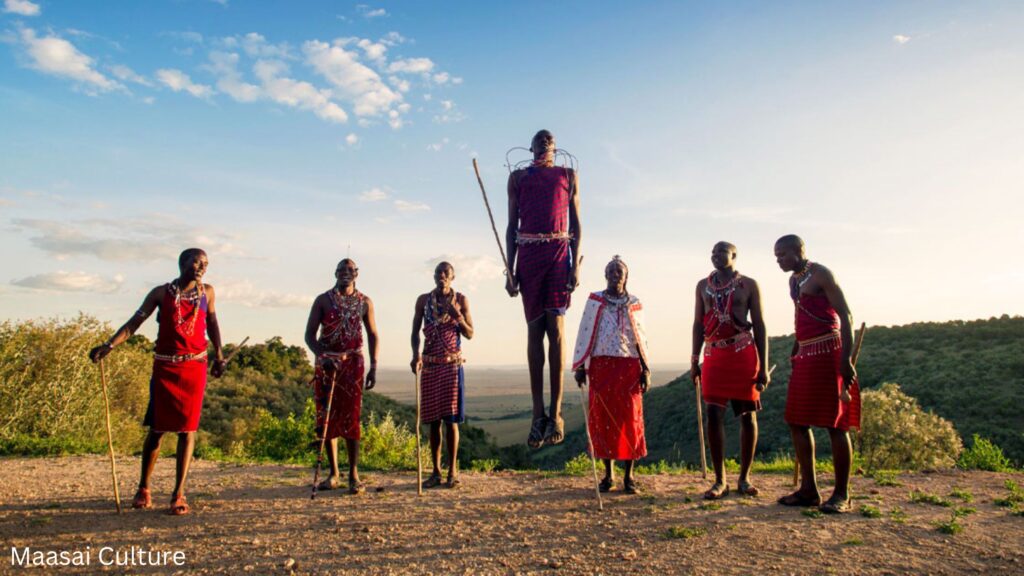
[541,315,1024,468]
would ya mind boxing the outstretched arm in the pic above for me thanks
[205,284,227,377]
[88,285,163,363]
[363,297,379,389]
[505,173,520,297]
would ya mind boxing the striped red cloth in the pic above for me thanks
[587,356,647,460]
[144,285,208,433]
[420,294,465,424]
[784,293,860,431]
[514,165,573,322]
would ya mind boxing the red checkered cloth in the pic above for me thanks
[312,290,366,440]
[420,295,465,424]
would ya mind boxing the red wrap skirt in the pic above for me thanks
[145,358,207,433]
[785,346,861,431]
[701,342,760,404]
[587,356,647,461]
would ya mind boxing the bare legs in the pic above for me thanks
[324,437,361,486]
[704,406,758,497]
[429,421,460,481]
[526,311,565,442]
[137,429,195,500]
[783,424,851,508]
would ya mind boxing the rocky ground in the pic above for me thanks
[1,456,1022,575]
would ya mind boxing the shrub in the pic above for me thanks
[469,459,499,473]
[665,526,706,539]
[957,435,1012,472]
[860,505,881,518]
[0,316,151,455]
[909,490,951,507]
[562,452,613,477]
[359,411,418,471]
[856,383,962,471]
[935,513,964,535]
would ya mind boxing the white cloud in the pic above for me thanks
[4,0,40,16]
[388,57,434,74]
[388,75,410,93]
[253,59,348,123]
[156,68,213,99]
[356,38,387,63]
[893,34,911,45]
[393,199,430,212]
[359,187,388,201]
[357,5,388,18]
[433,100,464,124]
[19,28,121,92]
[441,99,453,111]
[345,133,359,145]
[11,217,242,262]
[12,271,124,293]
[424,254,504,291]
[214,280,312,308]
[380,31,406,46]
[109,64,152,87]
[387,108,403,129]
[238,32,291,59]
[432,71,450,84]
[303,39,401,117]
[206,51,261,102]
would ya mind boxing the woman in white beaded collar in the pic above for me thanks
[572,256,650,494]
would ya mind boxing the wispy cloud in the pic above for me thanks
[253,59,348,123]
[356,5,388,19]
[18,28,122,93]
[394,199,430,212]
[345,133,359,146]
[205,51,260,102]
[388,57,434,74]
[303,39,401,117]
[215,279,312,308]
[359,187,388,201]
[156,68,213,98]
[3,0,40,16]
[11,216,242,262]
[893,34,911,45]
[426,137,449,151]
[12,271,124,293]
[109,64,152,87]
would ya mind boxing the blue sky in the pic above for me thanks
[2,1,1022,366]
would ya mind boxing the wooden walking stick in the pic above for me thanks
[98,359,122,514]
[694,375,708,479]
[577,383,603,511]
[792,324,866,486]
[471,158,513,280]
[415,364,423,496]
[311,368,339,500]
[212,336,249,373]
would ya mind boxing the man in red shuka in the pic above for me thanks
[89,248,226,516]
[690,242,770,500]
[774,235,860,514]
[505,129,582,449]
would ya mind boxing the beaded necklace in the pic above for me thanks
[326,287,363,344]
[705,271,741,325]
[789,261,814,301]
[428,289,455,325]
[168,279,204,337]
[602,290,631,342]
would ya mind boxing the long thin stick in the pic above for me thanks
[311,369,339,500]
[98,359,122,514]
[695,377,707,479]
[219,336,250,368]
[472,158,513,279]
[415,366,423,496]
[577,384,603,511]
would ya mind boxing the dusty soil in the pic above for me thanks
[1,456,1022,575]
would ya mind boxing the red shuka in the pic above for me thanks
[514,166,573,322]
[145,285,208,433]
[701,310,760,405]
[784,293,860,431]
[312,290,366,441]
[587,356,647,461]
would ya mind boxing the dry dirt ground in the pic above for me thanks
[1,456,1022,575]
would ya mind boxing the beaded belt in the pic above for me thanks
[317,348,362,365]
[704,331,753,353]
[516,232,572,245]
[796,331,841,357]
[154,350,208,363]
[422,353,464,365]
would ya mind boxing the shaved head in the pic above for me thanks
[714,241,737,254]
[775,234,804,251]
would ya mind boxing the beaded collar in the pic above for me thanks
[167,280,204,337]
[789,261,814,301]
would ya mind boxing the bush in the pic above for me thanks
[246,400,418,471]
[856,383,962,471]
[0,316,151,455]
[469,459,500,473]
[957,435,1013,472]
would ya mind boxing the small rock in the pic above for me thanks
[622,549,637,561]
[283,558,296,571]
